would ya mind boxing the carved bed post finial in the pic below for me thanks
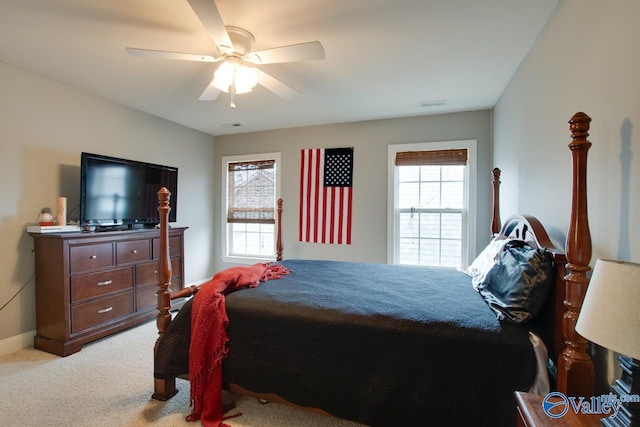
[276,198,283,261]
[569,112,591,141]
[557,112,595,396]
[491,168,501,235]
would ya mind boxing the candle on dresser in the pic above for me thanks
[57,197,67,226]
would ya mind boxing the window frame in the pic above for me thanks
[222,152,281,264]
[387,140,477,268]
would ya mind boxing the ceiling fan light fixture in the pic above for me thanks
[212,59,258,94]
[127,2,325,105]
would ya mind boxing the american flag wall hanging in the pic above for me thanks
[299,147,354,244]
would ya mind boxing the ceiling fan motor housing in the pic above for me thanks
[222,26,255,57]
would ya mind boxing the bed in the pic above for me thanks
[151,112,596,426]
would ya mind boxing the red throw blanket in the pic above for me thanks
[185,263,290,427]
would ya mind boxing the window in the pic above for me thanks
[223,153,280,263]
[387,141,477,268]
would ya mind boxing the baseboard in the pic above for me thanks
[0,329,36,357]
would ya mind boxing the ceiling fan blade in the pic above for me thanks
[186,0,233,53]
[257,70,299,100]
[199,77,221,101]
[250,41,325,64]
[125,47,219,62]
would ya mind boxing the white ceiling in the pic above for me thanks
[0,0,558,136]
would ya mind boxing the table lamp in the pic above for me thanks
[576,259,640,427]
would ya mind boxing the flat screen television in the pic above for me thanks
[80,152,178,229]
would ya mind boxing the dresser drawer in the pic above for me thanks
[71,292,135,333]
[69,243,114,274]
[136,257,182,286]
[136,278,182,311]
[70,267,134,303]
[153,235,182,259]
[116,239,151,264]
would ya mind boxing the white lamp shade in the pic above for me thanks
[576,259,640,360]
[212,60,258,94]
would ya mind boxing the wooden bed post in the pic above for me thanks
[557,112,595,397]
[153,187,177,400]
[491,168,501,235]
[276,198,283,261]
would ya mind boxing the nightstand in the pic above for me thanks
[515,391,602,427]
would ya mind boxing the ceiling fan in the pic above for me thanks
[126,0,325,108]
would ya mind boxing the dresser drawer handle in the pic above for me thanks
[90,255,97,259]
[97,280,112,286]
[98,306,113,314]
[132,249,138,254]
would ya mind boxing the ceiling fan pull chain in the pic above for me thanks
[229,82,237,109]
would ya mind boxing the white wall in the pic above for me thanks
[0,62,217,347]
[493,0,640,391]
[213,110,492,272]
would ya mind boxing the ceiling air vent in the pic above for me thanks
[419,100,447,108]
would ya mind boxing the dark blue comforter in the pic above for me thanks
[155,259,537,426]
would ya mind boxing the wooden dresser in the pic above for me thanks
[30,227,187,356]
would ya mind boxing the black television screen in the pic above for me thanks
[80,152,178,228]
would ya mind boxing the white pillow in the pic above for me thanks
[464,236,510,290]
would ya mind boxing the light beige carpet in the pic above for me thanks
[0,320,365,427]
